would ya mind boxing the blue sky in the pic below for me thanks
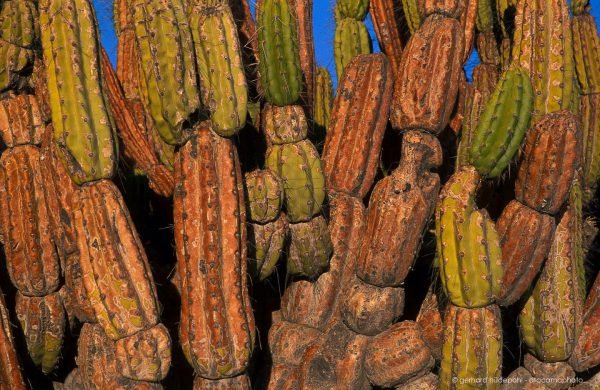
[94,0,599,85]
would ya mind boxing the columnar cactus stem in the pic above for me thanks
[0,287,26,389]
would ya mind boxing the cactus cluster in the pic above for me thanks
[0,0,598,388]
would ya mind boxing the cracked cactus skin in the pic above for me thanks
[496,200,556,306]
[519,185,586,362]
[417,0,462,19]
[15,292,65,374]
[0,146,61,297]
[257,0,302,106]
[416,288,444,360]
[0,287,26,390]
[391,15,464,134]
[341,277,405,336]
[515,111,581,215]
[174,127,255,379]
[191,3,248,137]
[337,0,369,20]
[281,192,366,331]
[249,215,288,280]
[524,353,576,390]
[369,0,407,78]
[357,131,442,287]
[436,166,503,308]
[289,0,316,115]
[115,324,171,382]
[323,54,393,199]
[132,0,200,145]
[440,304,502,390]
[334,18,371,79]
[364,321,435,388]
[572,14,600,95]
[194,375,251,390]
[0,93,44,149]
[265,140,325,223]
[72,180,161,340]
[467,67,533,178]
[262,104,308,145]
[510,0,575,121]
[39,0,118,185]
[244,169,284,224]
[287,215,333,279]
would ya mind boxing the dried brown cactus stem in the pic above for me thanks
[0,286,26,389]
[174,125,255,380]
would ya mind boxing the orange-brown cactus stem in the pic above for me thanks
[77,323,162,390]
[418,0,463,18]
[269,321,322,368]
[459,0,477,64]
[115,324,171,382]
[0,93,44,148]
[390,14,465,134]
[0,287,26,390]
[476,31,501,67]
[174,126,255,379]
[416,288,444,360]
[496,200,556,306]
[72,179,161,341]
[322,53,393,199]
[193,375,251,389]
[0,144,60,296]
[114,0,140,101]
[364,321,435,388]
[280,192,366,330]
[289,0,316,116]
[101,49,175,197]
[570,271,600,372]
[297,323,370,390]
[369,0,408,77]
[229,0,260,100]
[524,353,576,387]
[515,111,582,215]
[356,131,442,288]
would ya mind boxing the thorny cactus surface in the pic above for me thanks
[0,0,598,388]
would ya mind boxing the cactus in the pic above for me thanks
[191,3,248,137]
[337,0,369,20]
[515,111,581,215]
[571,0,591,16]
[402,0,422,33]
[476,32,501,66]
[269,320,322,368]
[572,14,600,95]
[313,67,333,140]
[524,353,576,387]
[390,15,464,134]
[257,0,303,106]
[100,49,175,197]
[459,0,478,63]
[39,0,118,185]
[570,272,600,371]
[280,192,366,330]
[265,140,325,223]
[476,0,495,32]
[418,0,462,19]
[467,67,533,178]
[72,180,161,340]
[0,94,44,148]
[364,321,435,388]
[370,0,408,75]
[519,186,585,362]
[357,131,442,287]
[416,289,444,360]
[290,0,316,114]
[439,304,503,390]
[0,146,61,296]
[115,324,171,381]
[0,0,36,92]
[131,0,200,145]
[174,127,254,378]
[194,375,251,389]
[262,104,309,145]
[333,18,372,78]
[341,278,405,335]
[287,215,333,278]
[510,0,575,121]
[436,167,503,308]
[496,201,556,306]
[0,287,26,389]
[244,170,284,224]
[249,215,288,280]
[322,54,393,198]
[15,292,65,374]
